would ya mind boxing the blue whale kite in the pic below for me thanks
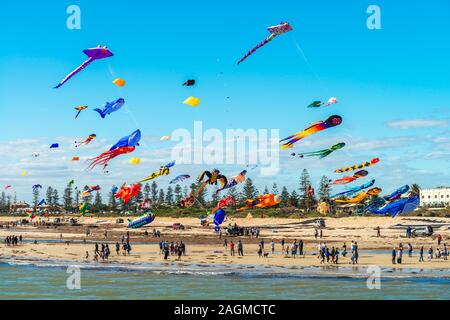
[93,98,125,118]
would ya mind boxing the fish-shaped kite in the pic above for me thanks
[280,115,343,150]
[334,158,380,173]
[384,185,410,201]
[334,187,382,204]
[329,170,368,185]
[87,129,141,170]
[137,161,176,183]
[307,97,338,108]
[368,196,419,218]
[237,22,293,65]
[81,185,101,197]
[330,179,375,199]
[74,106,88,119]
[75,134,96,147]
[182,79,195,86]
[291,142,345,159]
[93,98,125,118]
[54,46,113,89]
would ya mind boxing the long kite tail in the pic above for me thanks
[54,57,94,89]
[237,34,276,65]
[75,110,81,119]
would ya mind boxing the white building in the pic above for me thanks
[420,187,450,207]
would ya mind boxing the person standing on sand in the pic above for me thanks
[177,245,183,260]
[299,239,304,256]
[320,229,323,238]
[397,247,402,264]
[443,244,448,260]
[116,242,120,255]
[428,247,433,261]
[392,248,397,264]
[224,239,228,249]
[238,240,244,256]
[270,239,275,254]
[376,226,381,237]
[437,234,442,246]
[419,245,424,262]
[164,242,170,260]
[407,243,413,257]
[230,241,235,256]
[342,243,347,257]
[281,239,285,252]
[291,241,297,258]
[314,229,318,239]
[94,243,99,255]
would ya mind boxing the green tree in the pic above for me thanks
[272,183,279,195]
[151,182,158,201]
[280,186,290,206]
[52,189,60,207]
[32,188,40,208]
[165,186,174,205]
[318,176,331,201]
[143,183,151,199]
[263,186,269,194]
[45,187,54,206]
[289,190,300,207]
[299,169,315,211]
[410,184,421,197]
[63,184,73,211]
[108,189,117,211]
[82,186,93,204]
[93,191,103,211]
[174,184,183,203]
[242,178,258,201]
[158,189,165,203]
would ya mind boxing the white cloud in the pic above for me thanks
[386,119,448,129]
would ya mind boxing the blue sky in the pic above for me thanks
[1,0,449,201]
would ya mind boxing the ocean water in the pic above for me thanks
[0,260,449,300]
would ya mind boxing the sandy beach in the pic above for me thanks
[1,215,450,271]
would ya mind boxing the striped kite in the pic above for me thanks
[334,158,380,173]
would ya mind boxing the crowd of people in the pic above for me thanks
[159,240,186,260]
[392,241,448,264]
[4,234,22,246]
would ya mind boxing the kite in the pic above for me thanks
[21,171,28,177]
[212,196,236,214]
[93,98,125,118]
[50,143,59,149]
[38,199,46,206]
[317,202,330,215]
[31,152,40,158]
[74,106,88,119]
[307,97,338,108]
[72,157,80,161]
[368,196,419,218]
[79,203,91,215]
[129,157,141,165]
[334,187,382,204]
[87,129,141,170]
[128,212,155,229]
[75,134,96,147]
[183,96,200,107]
[137,161,176,183]
[215,170,247,194]
[329,170,368,185]
[330,179,375,199]
[182,79,196,86]
[280,115,343,150]
[160,136,171,141]
[81,185,101,198]
[115,183,141,204]
[384,185,410,202]
[54,45,113,89]
[356,197,387,215]
[179,193,197,208]
[196,169,228,196]
[68,180,75,186]
[213,209,227,232]
[237,194,281,212]
[169,174,190,184]
[112,78,126,87]
[334,158,380,173]
[237,22,293,65]
[291,142,345,159]
[4,185,12,190]
[32,184,42,191]
[111,185,119,195]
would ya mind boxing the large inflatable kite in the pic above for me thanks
[334,187,381,204]
[93,98,125,118]
[196,169,228,196]
[54,46,113,88]
[280,115,342,150]
[330,179,375,198]
[384,185,410,201]
[237,194,281,212]
[215,170,246,194]
[169,174,190,184]
[115,183,141,204]
[368,196,419,218]
[138,161,176,183]
[87,129,141,170]
[329,170,368,185]
[291,142,345,159]
[334,158,380,173]
[237,22,293,65]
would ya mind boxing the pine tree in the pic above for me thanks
[151,182,158,201]
[32,188,40,208]
[227,187,240,202]
[272,183,279,195]
[165,186,174,205]
[108,189,117,211]
[174,184,183,203]
[63,184,73,211]
[93,191,103,211]
[46,187,54,206]
[52,189,60,206]
[242,178,258,201]
[158,189,165,203]
[280,186,290,206]
[299,169,315,211]
[318,176,331,201]
[143,183,151,199]
[263,186,269,194]
[290,190,300,207]
[82,186,94,204]
[183,186,188,197]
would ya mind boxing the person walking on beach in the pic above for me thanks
[376,226,381,238]
[223,238,228,249]
[406,226,412,238]
[334,247,340,264]
[177,245,183,261]
[437,234,443,246]
[342,243,347,257]
[319,229,323,238]
[314,229,318,239]
[443,244,448,260]
[281,239,285,252]
[397,247,403,264]
[116,242,120,255]
[270,239,275,254]
[291,240,297,258]
[230,241,235,256]
[94,243,99,255]
[407,243,413,257]
[163,242,170,260]
[299,239,304,256]
[392,247,397,264]
[428,247,433,261]
[419,245,424,262]
[237,240,244,256]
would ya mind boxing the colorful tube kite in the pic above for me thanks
[280,115,343,150]
[54,46,113,89]
[384,185,410,201]
[237,194,281,212]
[330,179,375,199]
[212,196,237,214]
[215,170,247,194]
[334,187,382,204]
[128,212,155,229]
[169,174,190,184]
[329,170,368,185]
[237,22,293,65]
[74,106,88,119]
[334,158,380,173]
[137,161,176,183]
[75,134,96,147]
[87,129,141,170]
[213,209,227,232]
[291,142,345,159]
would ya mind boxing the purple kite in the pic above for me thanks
[54,46,113,89]
[237,22,293,65]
